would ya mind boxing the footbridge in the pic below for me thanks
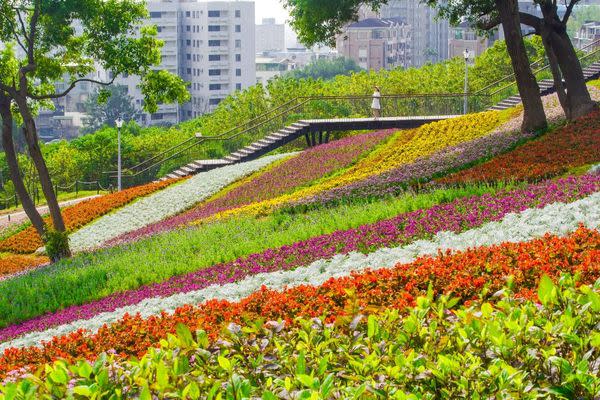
[104,39,600,188]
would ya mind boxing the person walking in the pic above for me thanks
[371,86,382,119]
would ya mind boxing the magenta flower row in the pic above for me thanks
[1,174,598,343]
[107,130,392,246]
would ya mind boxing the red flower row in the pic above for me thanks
[438,109,600,184]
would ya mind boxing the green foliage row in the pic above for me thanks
[0,183,509,328]
[2,276,599,399]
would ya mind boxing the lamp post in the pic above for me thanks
[463,49,470,115]
[115,117,124,191]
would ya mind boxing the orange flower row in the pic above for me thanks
[438,109,600,185]
[0,179,179,254]
[0,225,598,377]
[0,254,49,278]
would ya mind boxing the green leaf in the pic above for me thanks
[296,350,306,375]
[49,368,68,385]
[538,275,557,306]
[367,315,377,338]
[182,382,200,399]
[262,392,278,400]
[156,360,169,389]
[590,332,600,348]
[139,386,152,400]
[176,323,195,347]
[72,386,92,397]
[296,374,314,388]
[218,356,232,372]
[77,362,92,379]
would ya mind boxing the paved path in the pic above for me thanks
[0,195,100,230]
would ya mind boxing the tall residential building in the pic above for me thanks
[378,1,449,67]
[118,0,256,126]
[256,18,285,53]
[449,22,493,59]
[336,18,411,70]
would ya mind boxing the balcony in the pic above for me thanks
[208,46,230,54]
[208,75,230,83]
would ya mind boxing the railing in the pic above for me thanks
[105,93,492,188]
[102,39,600,189]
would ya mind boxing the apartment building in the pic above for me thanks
[449,22,493,59]
[336,18,412,71]
[118,0,256,126]
[256,18,285,53]
[378,1,448,67]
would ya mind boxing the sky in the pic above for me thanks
[254,0,290,24]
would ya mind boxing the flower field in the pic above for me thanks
[200,108,518,222]
[0,178,179,254]
[0,102,599,398]
[109,130,392,245]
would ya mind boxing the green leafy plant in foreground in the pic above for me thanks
[2,276,599,399]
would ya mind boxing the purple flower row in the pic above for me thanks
[1,174,598,343]
[107,130,393,246]
[291,126,537,208]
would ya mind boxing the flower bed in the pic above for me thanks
[291,121,537,209]
[0,224,598,378]
[202,108,519,222]
[108,131,392,245]
[438,109,600,185]
[0,179,179,254]
[67,154,291,252]
[2,174,598,348]
[3,277,598,398]
[0,255,49,278]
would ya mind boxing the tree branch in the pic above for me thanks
[562,0,578,24]
[29,77,117,100]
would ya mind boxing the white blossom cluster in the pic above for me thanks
[3,191,599,351]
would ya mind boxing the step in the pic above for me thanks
[187,161,204,169]
[291,122,309,129]
[270,131,289,138]
[166,173,180,180]
[237,148,254,155]
[173,170,188,177]
[257,138,276,146]
[181,166,197,173]
[230,151,248,159]
[224,155,241,163]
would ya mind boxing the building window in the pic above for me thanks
[235,54,241,62]
[209,54,221,61]
[236,83,242,90]
[209,69,221,76]
[235,39,241,48]
[186,39,191,46]
[208,40,221,47]
[209,98,223,106]
[151,113,164,120]
[208,10,220,17]
[235,10,241,18]
[209,25,221,32]
[186,25,191,32]
[186,54,191,60]
[235,25,241,33]
[149,11,162,18]
[209,84,222,90]
[236,68,241,76]
[185,11,191,17]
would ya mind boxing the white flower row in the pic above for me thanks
[69,154,293,252]
[3,191,599,351]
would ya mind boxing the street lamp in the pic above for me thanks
[115,117,124,191]
[463,49,470,115]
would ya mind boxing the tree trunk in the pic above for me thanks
[0,93,47,237]
[540,25,571,119]
[548,29,597,119]
[13,95,71,258]
[497,0,547,132]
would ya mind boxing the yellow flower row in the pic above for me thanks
[197,108,519,224]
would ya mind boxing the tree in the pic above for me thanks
[0,0,190,260]
[83,85,140,134]
[282,0,389,47]
[287,57,363,81]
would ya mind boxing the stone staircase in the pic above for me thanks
[489,62,600,111]
[158,122,309,181]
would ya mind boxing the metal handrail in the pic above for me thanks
[116,92,490,180]
[474,38,600,95]
[489,44,600,98]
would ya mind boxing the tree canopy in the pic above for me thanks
[287,57,363,80]
[83,85,140,133]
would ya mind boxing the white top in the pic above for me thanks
[371,91,381,109]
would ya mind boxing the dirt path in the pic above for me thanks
[0,195,100,230]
